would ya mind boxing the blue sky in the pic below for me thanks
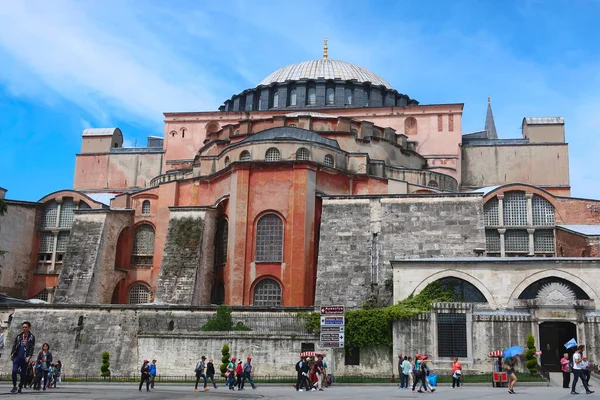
[0,0,598,201]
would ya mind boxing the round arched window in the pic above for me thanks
[224,156,230,166]
[296,148,310,161]
[253,279,282,307]
[142,200,150,215]
[240,151,251,161]
[265,148,281,162]
[128,283,151,304]
[323,155,334,168]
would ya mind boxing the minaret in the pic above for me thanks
[323,38,328,60]
[485,96,498,139]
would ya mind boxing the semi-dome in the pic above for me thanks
[258,59,393,90]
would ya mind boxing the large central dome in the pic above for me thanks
[258,59,393,90]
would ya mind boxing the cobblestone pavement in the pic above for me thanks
[0,383,590,399]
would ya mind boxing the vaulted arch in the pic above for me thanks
[412,269,496,308]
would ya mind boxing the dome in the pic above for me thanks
[258,59,393,90]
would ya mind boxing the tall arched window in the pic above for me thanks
[273,90,279,108]
[214,218,228,267]
[224,156,230,166]
[326,88,334,105]
[404,117,417,135]
[142,200,150,215]
[324,155,334,168]
[307,87,316,105]
[253,278,282,306]
[296,148,310,161]
[41,201,58,228]
[128,283,151,304]
[345,88,353,105]
[289,88,297,106]
[132,224,155,265]
[59,198,76,227]
[240,151,251,161]
[265,148,281,162]
[532,195,554,226]
[503,191,527,226]
[255,214,283,262]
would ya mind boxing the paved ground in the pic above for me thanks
[0,383,591,399]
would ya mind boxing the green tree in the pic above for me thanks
[100,351,111,377]
[524,333,538,374]
[220,344,230,376]
[201,305,251,331]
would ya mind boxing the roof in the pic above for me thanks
[469,186,501,196]
[485,99,498,139]
[85,192,117,206]
[285,111,336,118]
[557,225,600,237]
[82,127,122,137]
[523,117,564,125]
[240,127,340,148]
[258,59,393,90]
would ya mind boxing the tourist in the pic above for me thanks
[412,355,426,393]
[139,359,151,392]
[315,355,325,391]
[503,357,518,394]
[407,356,414,388]
[52,361,61,388]
[10,321,35,394]
[582,355,591,387]
[35,343,53,391]
[242,356,256,390]
[397,353,403,387]
[46,363,54,389]
[206,358,217,389]
[572,345,593,394]
[226,357,236,390]
[235,359,243,390]
[300,357,311,391]
[400,356,410,389]
[451,357,462,388]
[421,357,436,392]
[560,353,571,389]
[149,359,157,389]
[295,356,305,391]
[194,355,209,392]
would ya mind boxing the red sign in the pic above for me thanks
[320,306,345,315]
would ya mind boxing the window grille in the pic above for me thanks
[273,90,279,108]
[224,156,230,167]
[253,278,282,306]
[532,195,554,226]
[58,198,76,228]
[534,229,555,252]
[296,148,310,161]
[56,231,70,253]
[363,91,369,106]
[240,151,251,161]
[485,229,501,253]
[142,200,150,215]
[265,148,281,162]
[437,313,467,358]
[484,197,499,226]
[128,283,151,304]
[214,219,228,266]
[504,229,529,252]
[503,192,528,226]
[255,214,283,262]
[326,88,334,105]
[32,290,49,302]
[307,88,316,105]
[289,89,297,106]
[41,201,58,228]
[345,347,360,366]
[345,88,352,105]
[323,155,334,168]
[39,232,55,253]
[132,224,155,265]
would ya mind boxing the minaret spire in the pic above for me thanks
[323,38,328,60]
[485,95,498,139]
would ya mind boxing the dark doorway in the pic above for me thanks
[539,322,577,372]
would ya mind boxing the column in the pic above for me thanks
[498,229,506,258]
[527,228,535,256]
[497,195,504,226]
[525,193,533,225]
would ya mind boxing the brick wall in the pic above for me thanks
[556,229,600,257]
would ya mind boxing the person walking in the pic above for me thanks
[504,357,518,394]
[148,359,157,389]
[295,356,305,391]
[397,353,403,388]
[52,362,61,388]
[412,355,426,393]
[10,321,36,394]
[400,356,410,389]
[194,356,210,392]
[226,357,236,390]
[35,343,53,391]
[451,357,462,388]
[206,358,218,389]
[560,353,571,389]
[242,357,256,390]
[315,355,325,391]
[572,345,593,395]
[139,360,151,392]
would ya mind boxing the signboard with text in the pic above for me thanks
[320,305,345,348]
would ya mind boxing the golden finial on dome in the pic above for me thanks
[323,38,328,60]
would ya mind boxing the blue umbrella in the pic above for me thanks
[503,346,524,358]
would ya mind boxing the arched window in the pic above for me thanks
[41,201,58,228]
[59,198,76,228]
[323,155,334,168]
[307,87,316,105]
[32,289,49,302]
[255,214,283,262]
[273,90,279,108]
[289,88,297,106]
[258,93,264,111]
[265,148,281,162]
[345,88,353,105]
[503,191,527,226]
[532,195,554,226]
[132,224,155,265]
[433,277,487,302]
[170,131,177,137]
[141,200,150,215]
[253,278,282,307]
[404,117,417,135]
[224,156,230,166]
[128,283,151,304]
[483,198,499,226]
[214,218,228,267]
[296,148,310,161]
[427,180,438,188]
[518,277,589,300]
[240,151,251,161]
[326,88,334,105]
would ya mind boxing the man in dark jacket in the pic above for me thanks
[10,321,35,394]
[295,356,305,391]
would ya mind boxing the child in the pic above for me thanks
[53,361,62,387]
[47,364,54,388]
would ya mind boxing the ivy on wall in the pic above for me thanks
[298,282,456,349]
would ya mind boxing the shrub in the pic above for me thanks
[524,333,538,374]
[220,344,230,376]
[100,351,111,377]
[202,305,251,331]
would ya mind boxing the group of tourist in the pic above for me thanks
[397,353,458,393]
[138,359,157,391]
[9,321,63,394]
[560,345,596,395]
[294,354,327,392]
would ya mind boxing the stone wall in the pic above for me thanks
[315,195,485,309]
[0,201,37,298]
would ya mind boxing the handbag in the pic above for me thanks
[225,371,230,378]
